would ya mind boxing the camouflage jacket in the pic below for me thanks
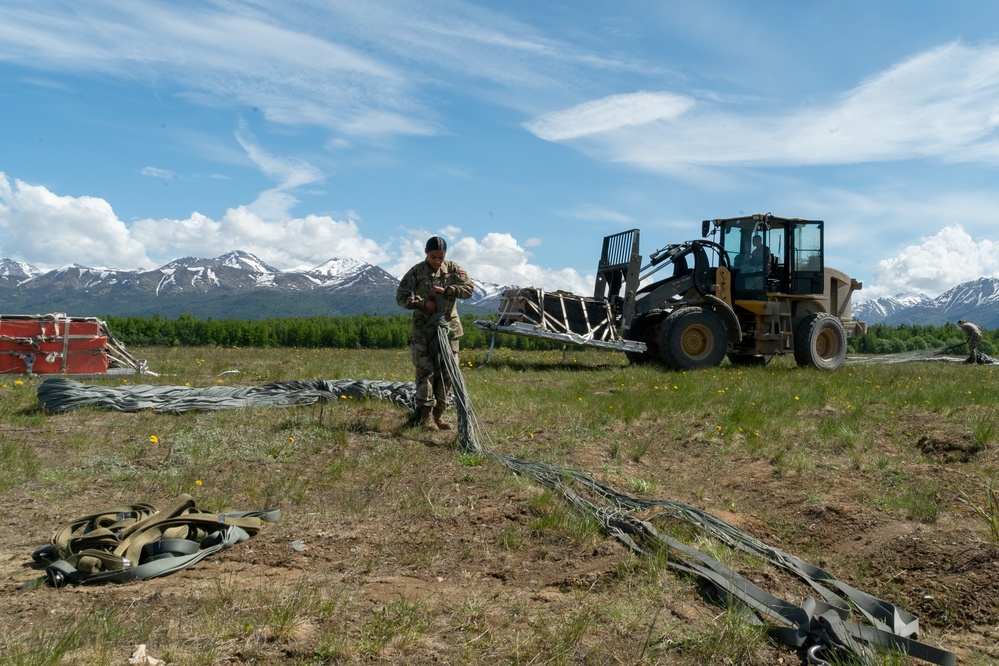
[396,259,474,338]
[960,321,983,340]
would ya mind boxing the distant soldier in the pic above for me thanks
[396,236,474,429]
[957,319,983,364]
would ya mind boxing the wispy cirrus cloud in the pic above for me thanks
[525,42,999,171]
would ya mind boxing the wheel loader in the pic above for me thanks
[476,213,867,371]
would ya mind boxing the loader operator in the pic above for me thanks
[396,236,475,430]
[742,234,770,291]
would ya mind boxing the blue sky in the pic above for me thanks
[3,1,999,301]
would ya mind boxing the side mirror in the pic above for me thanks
[701,220,711,237]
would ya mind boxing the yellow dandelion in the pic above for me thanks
[149,435,159,444]
[185,382,191,387]
[794,396,799,401]
[288,436,295,443]
[14,380,23,386]
[195,479,202,486]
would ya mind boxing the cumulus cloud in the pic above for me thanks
[0,173,153,269]
[385,230,589,293]
[0,172,584,292]
[453,232,589,293]
[130,208,390,269]
[866,225,999,298]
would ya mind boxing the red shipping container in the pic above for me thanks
[0,318,110,375]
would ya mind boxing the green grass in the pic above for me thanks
[1,346,995,664]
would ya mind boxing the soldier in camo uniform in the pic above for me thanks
[957,319,983,364]
[396,236,474,429]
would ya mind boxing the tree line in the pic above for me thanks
[851,322,993,356]
[103,314,992,356]
[104,313,560,350]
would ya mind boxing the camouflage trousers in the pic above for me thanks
[968,334,981,362]
[411,333,460,409]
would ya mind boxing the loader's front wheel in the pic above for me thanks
[793,313,847,370]
[658,307,727,370]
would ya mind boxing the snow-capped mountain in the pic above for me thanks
[0,251,511,319]
[0,257,44,287]
[468,278,518,311]
[852,293,931,324]
[848,278,999,327]
[881,277,999,327]
[0,251,403,319]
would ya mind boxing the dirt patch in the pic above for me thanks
[4,360,999,665]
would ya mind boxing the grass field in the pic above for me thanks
[1,346,997,665]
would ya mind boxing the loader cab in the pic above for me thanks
[710,215,824,299]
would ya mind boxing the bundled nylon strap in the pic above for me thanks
[27,494,280,588]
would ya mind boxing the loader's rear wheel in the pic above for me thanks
[793,313,847,370]
[625,314,663,365]
[658,307,727,370]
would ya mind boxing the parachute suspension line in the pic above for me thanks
[431,329,956,666]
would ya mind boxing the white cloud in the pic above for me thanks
[524,91,695,141]
[0,0,630,142]
[558,203,633,224]
[130,208,390,269]
[140,167,177,180]
[385,229,589,293]
[525,42,999,172]
[0,172,584,293]
[0,173,152,269]
[452,232,590,293]
[866,225,999,299]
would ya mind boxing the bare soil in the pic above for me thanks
[1,367,998,665]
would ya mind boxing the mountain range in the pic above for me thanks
[3,250,997,327]
[0,251,511,320]
[852,277,999,327]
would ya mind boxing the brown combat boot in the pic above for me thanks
[413,406,437,430]
[432,405,452,430]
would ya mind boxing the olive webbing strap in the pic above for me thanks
[28,495,280,588]
[43,524,252,587]
[45,503,158,561]
[435,333,956,666]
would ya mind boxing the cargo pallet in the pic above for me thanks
[473,287,646,359]
[0,314,149,376]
